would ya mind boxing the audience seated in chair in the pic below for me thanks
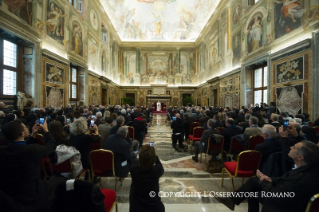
[222,118,242,153]
[216,140,319,212]
[255,124,281,169]
[244,116,262,137]
[70,118,100,170]
[103,126,137,178]
[0,119,66,212]
[192,119,220,162]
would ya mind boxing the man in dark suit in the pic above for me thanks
[216,140,319,212]
[0,119,64,212]
[236,111,246,123]
[255,124,281,169]
[110,116,138,151]
[211,114,223,128]
[192,119,220,162]
[222,118,242,152]
[103,126,137,178]
[94,112,105,126]
[239,114,251,133]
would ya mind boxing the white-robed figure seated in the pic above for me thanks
[157,101,161,111]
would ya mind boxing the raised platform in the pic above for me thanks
[152,111,167,114]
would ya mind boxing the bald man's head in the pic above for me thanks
[289,121,300,133]
[175,113,180,118]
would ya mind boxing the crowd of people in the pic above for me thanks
[0,101,319,211]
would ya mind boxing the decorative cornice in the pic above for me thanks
[68,53,88,68]
[42,49,69,65]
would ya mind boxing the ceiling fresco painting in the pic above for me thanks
[100,0,221,41]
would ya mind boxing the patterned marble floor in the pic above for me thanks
[102,114,256,212]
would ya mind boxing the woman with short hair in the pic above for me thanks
[70,118,100,169]
[129,144,164,212]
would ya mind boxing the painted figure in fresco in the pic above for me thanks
[233,4,241,25]
[274,0,306,23]
[47,3,64,36]
[157,101,161,111]
[247,17,262,53]
[73,24,82,55]
[152,12,162,35]
[4,0,32,25]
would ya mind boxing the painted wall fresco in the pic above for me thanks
[3,0,33,25]
[273,0,305,39]
[72,20,83,56]
[122,50,195,85]
[100,0,221,41]
[232,30,241,67]
[46,1,65,45]
[46,86,64,107]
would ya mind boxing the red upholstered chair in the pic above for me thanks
[248,135,264,150]
[163,107,166,111]
[100,188,118,212]
[189,122,199,135]
[309,122,314,127]
[313,127,319,134]
[216,127,225,134]
[306,193,319,212]
[199,136,225,164]
[90,149,122,191]
[229,138,246,155]
[35,133,44,145]
[49,159,89,180]
[128,126,135,140]
[221,150,261,192]
[188,127,204,143]
[89,135,102,152]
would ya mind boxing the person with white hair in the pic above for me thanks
[255,124,282,169]
[70,118,100,170]
[94,112,104,126]
[103,126,137,178]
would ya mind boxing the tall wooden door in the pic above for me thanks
[102,89,107,106]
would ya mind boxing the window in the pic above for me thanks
[248,0,259,6]
[68,0,82,13]
[0,38,20,96]
[70,66,78,100]
[253,65,267,105]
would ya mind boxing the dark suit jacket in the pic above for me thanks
[222,126,242,151]
[103,134,132,178]
[314,118,319,127]
[270,122,281,128]
[94,119,105,126]
[236,116,246,123]
[129,156,164,212]
[0,132,57,212]
[260,164,319,212]
[240,121,250,133]
[70,134,100,169]
[255,138,282,169]
[110,125,132,146]
[200,128,220,149]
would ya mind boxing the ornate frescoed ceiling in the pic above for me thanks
[100,0,221,42]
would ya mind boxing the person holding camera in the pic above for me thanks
[129,144,164,212]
